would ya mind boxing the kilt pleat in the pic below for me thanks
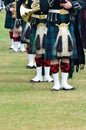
[29,25,36,54]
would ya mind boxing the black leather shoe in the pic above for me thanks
[26,65,36,69]
[62,87,76,90]
[44,79,54,82]
[51,88,60,91]
[29,80,42,83]
[9,47,13,50]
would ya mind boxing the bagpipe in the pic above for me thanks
[20,1,40,43]
[20,1,40,22]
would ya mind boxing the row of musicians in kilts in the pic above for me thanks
[3,0,53,84]
[4,0,86,91]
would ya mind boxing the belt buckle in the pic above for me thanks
[60,9,68,14]
[39,15,46,19]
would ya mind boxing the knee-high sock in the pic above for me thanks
[60,62,74,89]
[9,31,14,49]
[51,64,60,90]
[13,37,19,52]
[31,57,44,81]
[44,60,53,82]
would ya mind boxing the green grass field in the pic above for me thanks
[0,11,86,130]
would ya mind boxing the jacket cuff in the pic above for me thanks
[69,1,81,15]
[72,1,81,11]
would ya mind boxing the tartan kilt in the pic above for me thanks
[29,24,36,54]
[4,11,15,29]
[44,23,78,60]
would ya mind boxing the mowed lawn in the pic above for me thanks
[0,11,86,130]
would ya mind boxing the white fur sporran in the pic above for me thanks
[54,23,73,57]
[34,23,47,54]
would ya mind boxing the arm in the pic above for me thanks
[61,0,85,16]
[70,0,85,15]
[61,0,85,12]
[4,0,14,12]
[71,0,85,10]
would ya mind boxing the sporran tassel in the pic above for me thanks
[55,36,62,52]
[68,35,73,51]
[24,26,31,39]
[35,35,40,50]
[42,34,46,49]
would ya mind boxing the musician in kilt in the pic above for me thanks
[16,0,36,68]
[69,8,85,78]
[40,0,85,91]
[4,0,15,50]
[19,0,53,82]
